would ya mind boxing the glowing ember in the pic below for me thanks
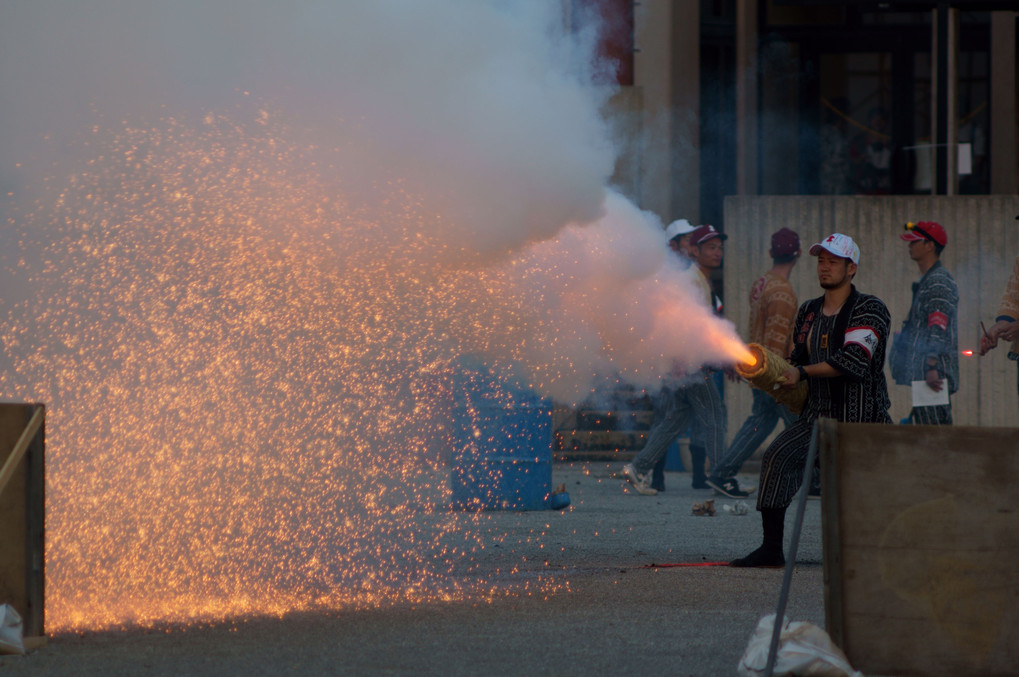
[0,111,754,632]
[961,350,974,357]
[1,114,577,631]
[0,1,754,636]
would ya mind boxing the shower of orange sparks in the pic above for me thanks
[0,109,755,632]
[0,111,574,631]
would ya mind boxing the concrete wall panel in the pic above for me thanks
[723,196,1019,433]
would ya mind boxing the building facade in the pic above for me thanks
[584,1,1018,227]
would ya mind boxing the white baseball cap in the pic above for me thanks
[664,218,696,240]
[809,233,859,264]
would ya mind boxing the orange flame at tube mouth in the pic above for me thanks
[733,343,767,379]
[716,336,758,371]
[731,342,807,415]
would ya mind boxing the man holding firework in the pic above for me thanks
[731,233,892,568]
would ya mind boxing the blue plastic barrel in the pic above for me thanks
[449,359,552,510]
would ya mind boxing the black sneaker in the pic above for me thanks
[707,477,754,498]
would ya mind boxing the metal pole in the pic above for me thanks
[763,420,820,677]
[934,2,956,195]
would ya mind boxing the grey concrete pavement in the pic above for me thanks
[0,463,832,676]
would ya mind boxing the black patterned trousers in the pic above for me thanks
[910,404,952,425]
[755,416,814,510]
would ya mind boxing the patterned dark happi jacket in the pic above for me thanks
[790,285,893,424]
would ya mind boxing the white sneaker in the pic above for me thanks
[623,463,658,496]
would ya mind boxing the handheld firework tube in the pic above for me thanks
[734,343,807,415]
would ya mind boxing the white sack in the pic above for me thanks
[738,614,863,677]
[0,603,26,655]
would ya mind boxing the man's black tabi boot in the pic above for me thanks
[730,507,787,568]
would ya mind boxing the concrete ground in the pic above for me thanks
[0,463,838,677]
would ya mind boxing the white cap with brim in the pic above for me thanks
[809,233,860,264]
[664,218,696,240]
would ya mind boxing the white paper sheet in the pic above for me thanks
[911,380,949,407]
[957,142,972,175]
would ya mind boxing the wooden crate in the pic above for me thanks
[0,404,45,639]
[819,420,1018,677]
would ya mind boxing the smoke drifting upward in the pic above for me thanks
[0,2,747,629]
[1,1,612,258]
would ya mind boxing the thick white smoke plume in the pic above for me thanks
[1,0,743,400]
[2,1,611,257]
[0,0,747,629]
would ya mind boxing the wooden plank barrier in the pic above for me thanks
[0,403,45,641]
[820,420,1018,677]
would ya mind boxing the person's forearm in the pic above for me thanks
[993,318,1015,334]
[801,361,841,379]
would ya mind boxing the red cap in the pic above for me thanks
[690,224,727,245]
[770,227,800,257]
[901,221,947,247]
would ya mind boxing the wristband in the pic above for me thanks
[797,365,808,382]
